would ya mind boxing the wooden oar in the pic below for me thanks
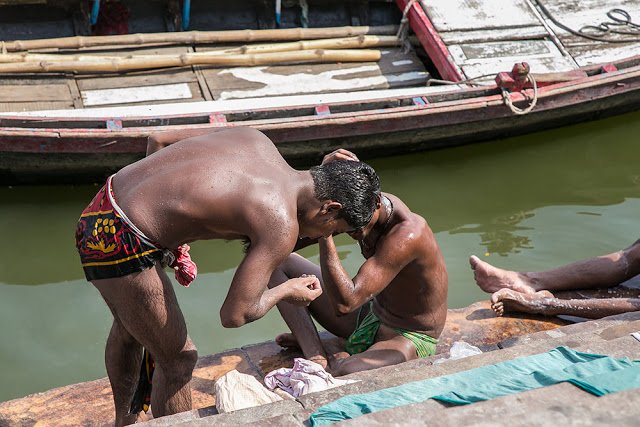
[0,49,381,73]
[0,36,398,63]
[1,25,399,52]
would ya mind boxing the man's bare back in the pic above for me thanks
[364,194,448,339]
[115,128,301,248]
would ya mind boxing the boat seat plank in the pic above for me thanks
[420,0,540,32]
[439,26,549,45]
[76,68,201,91]
[449,39,577,79]
[73,45,206,107]
[199,47,428,100]
[0,83,72,103]
[0,101,74,113]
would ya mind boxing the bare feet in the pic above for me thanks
[490,289,555,317]
[469,255,537,294]
[275,332,300,349]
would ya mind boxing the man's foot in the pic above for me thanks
[490,289,555,317]
[275,333,300,349]
[469,255,537,294]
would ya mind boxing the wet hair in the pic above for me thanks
[309,160,380,230]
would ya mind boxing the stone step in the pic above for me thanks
[296,313,640,414]
[139,312,639,426]
[336,334,640,426]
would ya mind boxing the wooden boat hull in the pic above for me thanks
[1,62,639,184]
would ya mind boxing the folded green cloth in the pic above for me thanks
[309,346,640,426]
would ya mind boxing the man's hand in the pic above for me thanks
[322,148,359,164]
[282,275,322,306]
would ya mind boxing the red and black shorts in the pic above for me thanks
[75,180,163,281]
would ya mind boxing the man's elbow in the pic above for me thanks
[335,302,358,316]
[220,313,246,328]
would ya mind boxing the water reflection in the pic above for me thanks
[451,211,535,256]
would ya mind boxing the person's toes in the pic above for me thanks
[537,290,554,298]
[469,255,480,269]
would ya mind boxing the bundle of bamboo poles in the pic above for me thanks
[0,26,400,74]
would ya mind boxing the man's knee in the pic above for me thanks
[162,346,198,381]
[624,240,640,270]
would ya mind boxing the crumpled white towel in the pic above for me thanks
[263,358,356,397]
[214,369,283,413]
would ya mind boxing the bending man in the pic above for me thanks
[75,129,381,425]
[268,149,448,376]
[470,240,640,319]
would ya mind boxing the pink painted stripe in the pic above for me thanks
[395,0,464,82]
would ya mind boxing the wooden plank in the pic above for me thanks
[81,82,193,106]
[0,101,73,113]
[0,84,72,102]
[536,0,640,65]
[75,45,203,99]
[396,0,464,82]
[202,47,427,100]
[66,79,84,109]
[76,68,199,91]
[420,0,540,32]
[439,26,549,45]
[448,39,578,78]
[569,43,640,67]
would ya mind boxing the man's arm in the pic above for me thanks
[146,128,228,156]
[220,231,323,328]
[319,232,415,315]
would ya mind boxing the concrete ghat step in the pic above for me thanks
[139,312,640,426]
[340,335,640,427]
[499,311,640,348]
[296,314,640,414]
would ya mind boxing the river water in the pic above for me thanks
[1,112,639,402]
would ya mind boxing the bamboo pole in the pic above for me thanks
[1,25,399,52]
[0,49,381,74]
[0,36,399,63]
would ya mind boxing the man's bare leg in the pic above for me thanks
[471,239,640,294]
[331,328,418,377]
[268,253,360,368]
[491,288,640,319]
[101,316,143,426]
[93,266,198,423]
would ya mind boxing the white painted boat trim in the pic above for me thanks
[81,83,193,107]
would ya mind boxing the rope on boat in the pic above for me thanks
[536,2,640,43]
[501,74,538,115]
[396,0,418,52]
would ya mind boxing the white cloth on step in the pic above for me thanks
[214,369,283,413]
[263,358,356,398]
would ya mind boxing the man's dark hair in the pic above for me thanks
[310,160,380,230]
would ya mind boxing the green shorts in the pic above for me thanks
[344,302,437,358]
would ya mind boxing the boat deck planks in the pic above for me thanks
[0,77,76,112]
[536,0,640,66]
[419,0,640,79]
[74,45,206,108]
[197,46,428,100]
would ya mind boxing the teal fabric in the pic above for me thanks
[309,346,640,426]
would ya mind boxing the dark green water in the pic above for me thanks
[1,112,639,402]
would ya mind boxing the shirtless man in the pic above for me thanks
[470,239,640,319]
[75,129,381,425]
[268,149,448,376]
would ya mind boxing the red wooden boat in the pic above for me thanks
[1,0,639,183]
